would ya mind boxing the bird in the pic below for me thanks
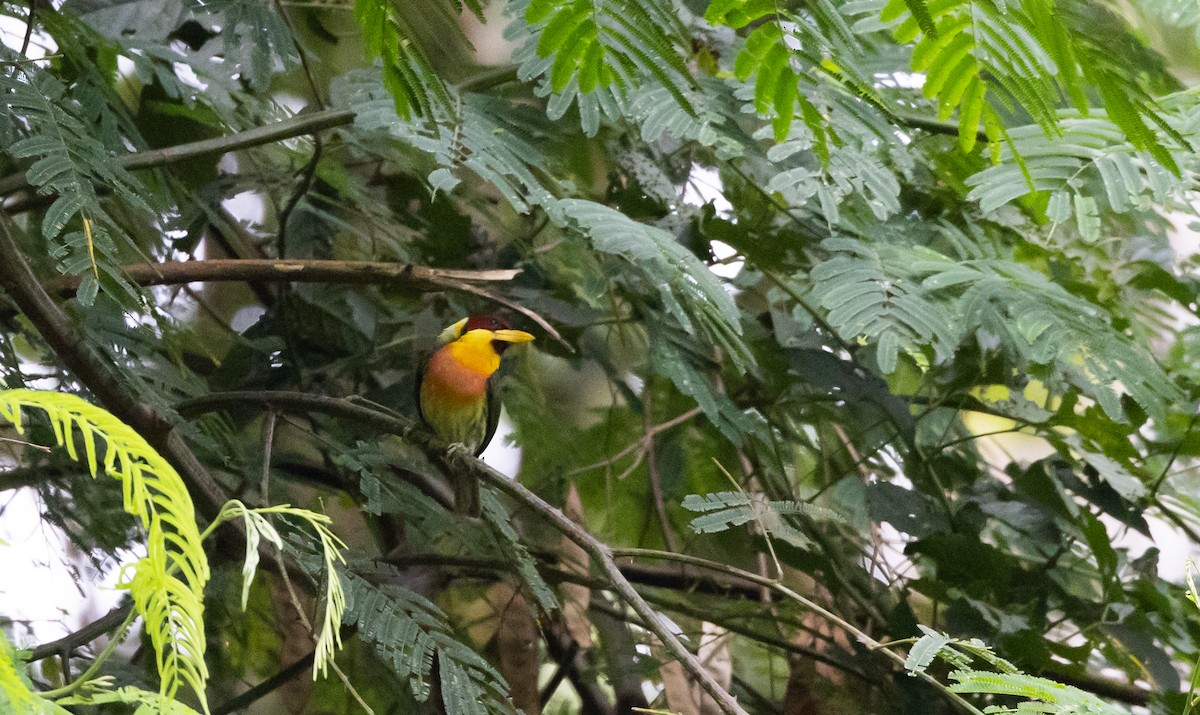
[417,313,534,458]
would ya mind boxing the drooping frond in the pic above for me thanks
[549,198,750,370]
[0,390,209,709]
[353,0,457,119]
[707,0,890,142]
[508,0,697,134]
[207,501,348,679]
[0,50,150,303]
[480,490,559,614]
[332,68,563,213]
[683,490,844,549]
[342,567,519,714]
[966,111,1193,237]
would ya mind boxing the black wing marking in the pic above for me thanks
[478,378,500,456]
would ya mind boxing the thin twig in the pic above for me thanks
[19,0,35,59]
[610,548,986,715]
[44,259,520,296]
[642,369,678,552]
[566,407,702,476]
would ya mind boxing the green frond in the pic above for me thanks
[342,567,519,713]
[683,491,844,548]
[714,4,890,142]
[333,68,563,213]
[0,390,209,710]
[208,501,348,679]
[810,238,1179,421]
[480,490,559,614]
[0,50,149,303]
[966,112,1190,228]
[549,198,752,370]
[354,0,456,119]
[0,631,71,714]
[511,0,696,134]
[885,0,1063,149]
[904,627,1125,713]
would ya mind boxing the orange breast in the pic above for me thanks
[421,347,491,405]
[419,346,492,450]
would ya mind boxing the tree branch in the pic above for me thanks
[174,390,751,715]
[28,602,134,662]
[211,651,316,715]
[38,258,570,349]
[0,212,227,517]
[44,259,521,296]
[0,109,356,200]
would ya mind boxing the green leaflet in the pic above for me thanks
[513,0,696,134]
[683,490,845,549]
[550,198,751,371]
[0,390,209,710]
[341,567,519,714]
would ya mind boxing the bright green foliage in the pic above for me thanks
[206,502,348,680]
[516,0,696,132]
[0,390,210,709]
[354,0,456,119]
[905,626,1130,713]
[0,631,70,714]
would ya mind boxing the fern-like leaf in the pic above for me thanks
[967,111,1191,230]
[354,0,456,119]
[342,567,518,713]
[0,390,209,709]
[480,490,559,614]
[549,198,751,370]
[208,501,348,679]
[510,0,696,134]
[682,491,844,549]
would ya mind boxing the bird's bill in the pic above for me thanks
[492,329,535,344]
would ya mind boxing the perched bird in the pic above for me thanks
[417,314,534,457]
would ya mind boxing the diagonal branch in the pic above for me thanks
[174,390,751,715]
[0,211,227,517]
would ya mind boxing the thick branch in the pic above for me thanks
[175,390,751,715]
[28,602,134,662]
[0,213,227,517]
[0,109,356,199]
[44,259,521,297]
[39,258,570,349]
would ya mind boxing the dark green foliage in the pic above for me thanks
[7,0,1200,712]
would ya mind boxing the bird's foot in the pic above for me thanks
[447,442,472,458]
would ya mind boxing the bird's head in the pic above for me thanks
[438,314,535,356]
